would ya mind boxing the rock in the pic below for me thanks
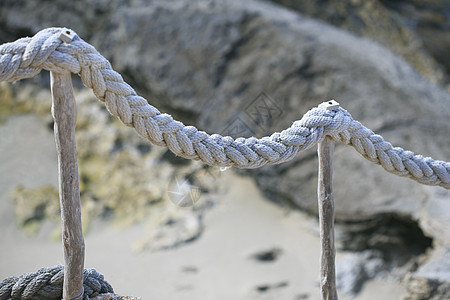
[0,0,449,299]
[382,0,450,83]
[418,186,450,246]
[89,293,141,300]
[4,86,213,249]
[336,251,385,296]
[10,184,60,236]
[336,215,433,265]
[403,248,450,300]
[131,199,208,252]
[270,0,449,85]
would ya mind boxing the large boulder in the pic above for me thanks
[270,0,450,85]
[0,0,449,298]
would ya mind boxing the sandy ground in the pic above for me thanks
[0,114,406,299]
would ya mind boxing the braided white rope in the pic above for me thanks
[0,28,448,188]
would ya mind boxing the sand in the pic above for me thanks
[0,114,406,299]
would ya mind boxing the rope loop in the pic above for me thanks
[0,265,113,300]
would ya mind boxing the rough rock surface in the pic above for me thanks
[90,294,141,300]
[0,83,210,250]
[0,0,449,299]
[270,0,450,85]
[403,248,450,300]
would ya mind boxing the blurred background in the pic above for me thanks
[0,0,449,299]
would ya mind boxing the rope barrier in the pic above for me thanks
[0,26,449,299]
[0,265,113,300]
[1,27,447,188]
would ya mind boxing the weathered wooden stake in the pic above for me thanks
[317,100,339,300]
[51,70,85,300]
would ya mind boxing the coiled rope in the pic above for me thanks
[0,27,448,188]
[0,265,113,300]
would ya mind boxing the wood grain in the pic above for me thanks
[51,71,85,300]
[317,136,338,300]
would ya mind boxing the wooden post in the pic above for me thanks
[51,70,85,300]
[317,100,339,300]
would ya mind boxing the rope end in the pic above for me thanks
[319,100,340,111]
[59,28,75,43]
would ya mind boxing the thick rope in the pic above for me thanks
[0,265,113,300]
[0,27,448,188]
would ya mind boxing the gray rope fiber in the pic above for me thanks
[0,265,113,300]
[0,27,448,188]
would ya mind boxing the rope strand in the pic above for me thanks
[0,265,113,300]
[0,27,448,188]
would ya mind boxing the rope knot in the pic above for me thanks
[322,108,352,137]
